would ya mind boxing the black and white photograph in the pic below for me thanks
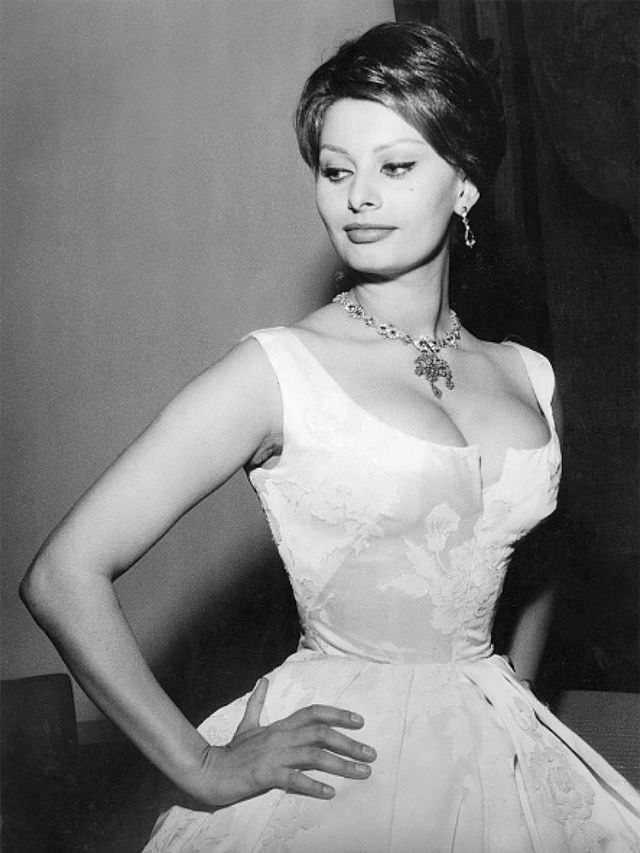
[2,1,639,850]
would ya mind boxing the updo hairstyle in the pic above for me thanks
[295,22,505,195]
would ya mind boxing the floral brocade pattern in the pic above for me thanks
[380,500,515,641]
[142,329,640,853]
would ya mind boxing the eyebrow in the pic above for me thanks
[320,138,427,155]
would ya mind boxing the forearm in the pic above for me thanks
[508,586,555,684]
[21,553,210,796]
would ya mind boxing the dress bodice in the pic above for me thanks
[248,327,561,665]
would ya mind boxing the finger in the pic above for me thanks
[281,704,365,732]
[275,768,335,800]
[288,745,373,780]
[235,677,269,735]
[292,723,376,762]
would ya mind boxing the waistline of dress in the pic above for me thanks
[297,633,497,669]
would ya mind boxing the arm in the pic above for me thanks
[508,586,555,686]
[508,387,564,687]
[21,338,375,805]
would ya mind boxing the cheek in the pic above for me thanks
[406,183,456,226]
[315,192,339,242]
[403,194,439,228]
[315,191,341,233]
[315,184,329,218]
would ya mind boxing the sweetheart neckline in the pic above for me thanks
[281,328,556,495]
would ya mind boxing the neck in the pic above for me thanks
[350,257,452,340]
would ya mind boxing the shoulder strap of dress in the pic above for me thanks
[243,326,345,392]
[242,326,319,388]
[503,341,557,428]
[242,327,286,363]
[242,327,334,439]
[241,327,304,396]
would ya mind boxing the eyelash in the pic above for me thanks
[383,161,416,177]
[319,162,416,183]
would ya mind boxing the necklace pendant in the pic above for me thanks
[332,291,460,397]
[414,350,455,398]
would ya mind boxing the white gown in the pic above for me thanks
[142,327,640,852]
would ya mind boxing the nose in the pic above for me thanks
[347,172,381,213]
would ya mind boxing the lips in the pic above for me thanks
[344,224,396,244]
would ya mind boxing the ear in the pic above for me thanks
[454,179,480,215]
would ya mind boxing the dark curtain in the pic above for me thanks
[394,0,639,694]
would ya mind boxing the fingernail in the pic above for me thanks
[350,712,363,724]
[354,763,370,775]
[322,785,335,798]
[362,746,376,759]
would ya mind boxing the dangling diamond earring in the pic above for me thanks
[461,206,476,249]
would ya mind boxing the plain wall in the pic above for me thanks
[1,0,394,722]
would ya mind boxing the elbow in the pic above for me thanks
[22,540,113,629]
[21,550,56,620]
[20,545,74,626]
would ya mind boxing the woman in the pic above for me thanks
[22,22,640,852]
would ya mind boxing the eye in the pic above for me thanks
[382,161,416,178]
[319,166,352,183]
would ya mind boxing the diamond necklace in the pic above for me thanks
[332,290,461,399]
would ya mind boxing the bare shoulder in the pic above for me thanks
[293,301,340,333]
[469,335,548,381]
[147,335,283,473]
[209,334,281,388]
[169,335,278,409]
[458,333,540,402]
[189,334,281,428]
[291,300,371,345]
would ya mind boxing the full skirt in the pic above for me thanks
[142,651,640,853]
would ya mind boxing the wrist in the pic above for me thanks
[173,742,222,804]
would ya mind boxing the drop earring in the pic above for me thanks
[461,206,476,249]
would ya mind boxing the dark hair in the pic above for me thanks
[295,22,505,194]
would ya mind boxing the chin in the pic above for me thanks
[343,252,421,281]
[338,243,440,281]
[338,249,400,279]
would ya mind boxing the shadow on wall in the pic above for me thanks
[163,546,300,727]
